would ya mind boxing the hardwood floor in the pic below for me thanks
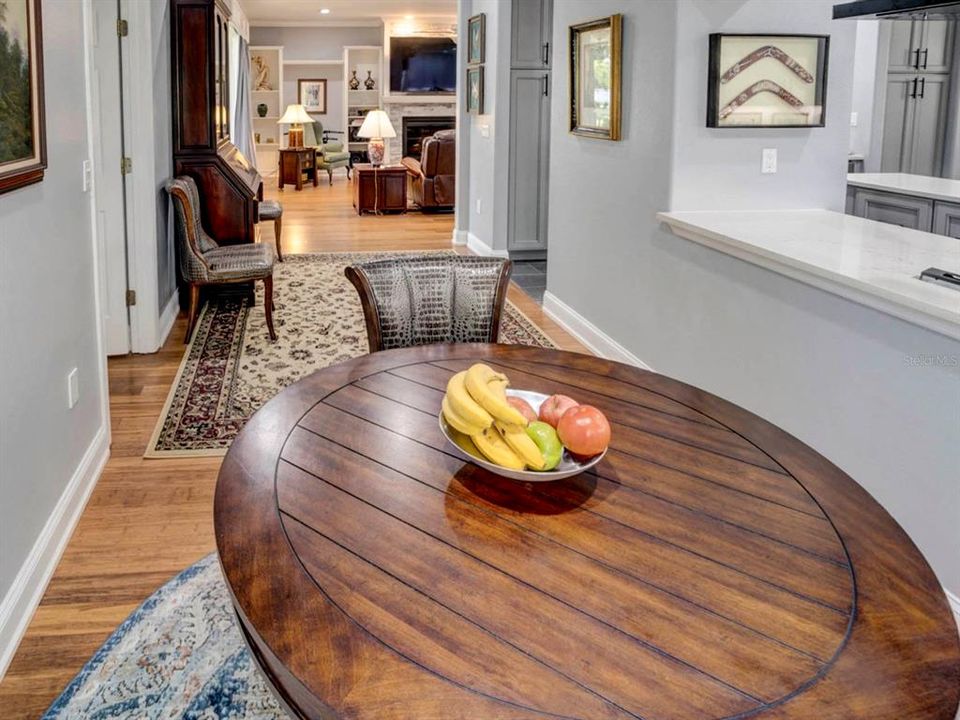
[0,175,586,718]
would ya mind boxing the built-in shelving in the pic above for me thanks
[249,45,283,172]
[343,46,383,156]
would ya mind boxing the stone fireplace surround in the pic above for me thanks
[384,98,456,165]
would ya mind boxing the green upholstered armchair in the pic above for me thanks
[304,121,351,185]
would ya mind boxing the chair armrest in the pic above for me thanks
[401,157,423,177]
[320,141,344,154]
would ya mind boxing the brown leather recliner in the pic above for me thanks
[401,129,456,210]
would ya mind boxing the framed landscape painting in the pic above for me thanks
[707,34,829,128]
[298,78,327,114]
[0,0,45,194]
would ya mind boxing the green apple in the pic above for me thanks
[525,421,563,471]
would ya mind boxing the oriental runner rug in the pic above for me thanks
[146,251,556,457]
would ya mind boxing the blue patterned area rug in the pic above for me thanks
[43,554,286,719]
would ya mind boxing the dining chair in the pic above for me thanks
[344,255,513,353]
[258,200,283,261]
[166,176,277,343]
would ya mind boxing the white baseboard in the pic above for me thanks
[542,291,653,370]
[466,232,509,259]
[451,229,468,246]
[0,425,110,680]
[158,291,180,349]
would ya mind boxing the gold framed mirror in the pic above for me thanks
[569,13,622,140]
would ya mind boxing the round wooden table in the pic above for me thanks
[215,344,960,719]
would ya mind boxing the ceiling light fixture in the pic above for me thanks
[320,8,331,14]
[404,14,414,20]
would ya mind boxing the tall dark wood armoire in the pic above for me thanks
[170,0,262,248]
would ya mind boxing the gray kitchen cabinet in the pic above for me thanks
[881,76,914,173]
[933,201,960,239]
[884,19,954,73]
[511,0,552,69]
[917,20,955,73]
[880,75,949,176]
[507,70,551,257]
[910,74,949,177]
[887,20,920,72]
[853,188,933,231]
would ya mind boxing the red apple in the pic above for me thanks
[538,394,579,428]
[506,396,538,424]
[557,405,611,456]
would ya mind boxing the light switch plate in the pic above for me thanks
[850,111,858,127]
[476,198,482,215]
[761,148,777,174]
[479,124,490,138]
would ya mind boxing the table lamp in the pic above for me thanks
[278,104,312,148]
[357,110,396,167]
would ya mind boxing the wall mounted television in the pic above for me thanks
[390,37,457,94]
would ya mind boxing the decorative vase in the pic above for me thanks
[257,103,268,118]
[364,71,375,90]
[367,138,385,167]
[349,71,360,90]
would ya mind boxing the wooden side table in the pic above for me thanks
[278,147,317,191]
[353,163,407,214]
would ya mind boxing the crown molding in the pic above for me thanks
[250,19,383,28]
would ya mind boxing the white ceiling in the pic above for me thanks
[240,0,456,25]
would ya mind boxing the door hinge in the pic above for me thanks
[126,289,137,307]
[117,19,128,37]
[121,156,132,175]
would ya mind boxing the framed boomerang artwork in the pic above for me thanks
[707,34,829,128]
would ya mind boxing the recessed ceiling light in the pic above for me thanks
[319,8,331,14]
[404,14,414,20]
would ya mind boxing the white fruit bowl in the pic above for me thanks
[438,388,607,482]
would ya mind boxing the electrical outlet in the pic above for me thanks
[67,368,79,409]
[82,160,92,192]
[761,148,777,174]
[476,198,482,215]
[850,111,859,127]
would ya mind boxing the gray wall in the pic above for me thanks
[153,0,175,311]
[546,0,960,598]
[849,20,880,163]
[464,0,512,252]
[0,0,105,599]
[670,1,855,211]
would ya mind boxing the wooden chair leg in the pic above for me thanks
[184,283,200,343]
[263,274,277,342]
[328,168,334,186]
[274,216,283,262]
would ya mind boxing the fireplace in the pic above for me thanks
[402,116,455,159]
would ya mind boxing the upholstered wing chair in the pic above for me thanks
[344,255,512,353]
[401,129,456,210]
[305,121,351,185]
[166,176,277,343]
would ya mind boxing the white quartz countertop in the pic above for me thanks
[846,173,960,203]
[657,209,960,340]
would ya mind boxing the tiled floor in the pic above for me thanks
[511,260,547,303]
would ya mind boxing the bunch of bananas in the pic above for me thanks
[442,364,546,471]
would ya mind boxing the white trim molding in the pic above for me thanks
[542,291,653,370]
[158,291,180,348]
[451,229,468,246]
[0,426,110,679]
[466,232,509,259]
[947,589,960,633]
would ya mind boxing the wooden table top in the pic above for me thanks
[214,344,960,720]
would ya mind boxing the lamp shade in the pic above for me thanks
[357,110,396,139]
[278,104,313,124]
